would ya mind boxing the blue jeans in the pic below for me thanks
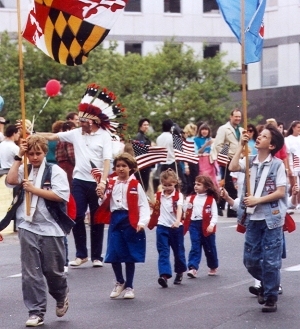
[188,220,218,270]
[244,220,283,301]
[72,178,104,261]
[156,225,187,278]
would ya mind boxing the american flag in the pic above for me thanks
[172,134,198,164]
[131,141,167,170]
[293,154,300,172]
[217,144,230,167]
[90,160,102,183]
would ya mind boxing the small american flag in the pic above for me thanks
[90,160,102,183]
[217,144,230,167]
[293,154,300,172]
[131,141,167,170]
[172,134,198,164]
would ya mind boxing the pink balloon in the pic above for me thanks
[45,79,61,97]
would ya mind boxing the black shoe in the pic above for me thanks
[158,276,168,288]
[249,286,259,296]
[227,209,237,218]
[262,297,277,313]
[173,273,183,285]
[257,287,265,305]
[218,208,223,216]
[278,285,283,295]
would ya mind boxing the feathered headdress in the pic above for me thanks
[78,83,127,136]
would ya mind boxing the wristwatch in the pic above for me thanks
[14,155,22,161]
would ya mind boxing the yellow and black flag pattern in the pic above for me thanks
[22,0,127,66]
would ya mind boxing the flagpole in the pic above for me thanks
[241,0,250,196]
[17,0,30,215]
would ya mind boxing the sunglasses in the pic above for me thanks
[247,129,253,132]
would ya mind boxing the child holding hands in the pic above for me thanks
[148,169,187,287]
[95,153,150,299]
[184,175,220,278]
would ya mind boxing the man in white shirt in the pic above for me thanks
[0,124,20,168]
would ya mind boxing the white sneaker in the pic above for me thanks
[110,282,125,298]
[64,266,68,273]
[92,260,103,267]
[187,269,197,278]
[25,315,44,327]
[123,287,135,299]
[69,257,88,267]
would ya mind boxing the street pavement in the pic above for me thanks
[1,212,300,329]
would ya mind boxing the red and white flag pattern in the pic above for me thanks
[172,134,198,164]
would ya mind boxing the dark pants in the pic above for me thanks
[135,167,151,191]
[219,162,237,216]
[72,178,104,261]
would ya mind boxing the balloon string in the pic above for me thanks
[37,96,51,116]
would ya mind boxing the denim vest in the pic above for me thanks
[237,156,287,229]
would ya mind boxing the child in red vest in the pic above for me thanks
[148,168,187,287]
[184,175,220,278]
[95,153,150,299]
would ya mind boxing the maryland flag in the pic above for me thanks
[22,0,128,66]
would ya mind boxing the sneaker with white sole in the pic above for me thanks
[187,269,197,278]
[25,315,44,327]
[208,268,217,276]
[92,260,103,267]
[56,295,69,317]
[110,282,125,298]
[123,287,135,299]
[69,257,88,267]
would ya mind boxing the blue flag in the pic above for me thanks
[216,0,267,64]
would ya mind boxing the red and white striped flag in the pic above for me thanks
[217,144,230,167]
[172,134,198,164]
[131,141,167,170]
[90,160,102,183]
[293,154,300,172]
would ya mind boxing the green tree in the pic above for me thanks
[0,34,240,136]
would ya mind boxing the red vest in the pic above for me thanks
[94,179,139,229]
[148,190,180,230]
[183,194,215,237]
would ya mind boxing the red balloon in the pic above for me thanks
[45,79,61,97]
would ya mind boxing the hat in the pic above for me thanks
[78,83,127,135]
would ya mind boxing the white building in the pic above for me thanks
[1,0,300,121]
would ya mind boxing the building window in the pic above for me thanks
[164,0,181,13]
[262,47,278,87]
[125,0,141,12]
[203,44,220,58]
[203,0,219,13]
[125,43,142,55]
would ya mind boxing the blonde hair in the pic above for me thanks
[160,168,180,190]
[27,135,48,153]
[266,118,278,127]
[183,123,197,137]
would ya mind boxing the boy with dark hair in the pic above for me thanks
[229,124,287,313]
[6,135,70,327]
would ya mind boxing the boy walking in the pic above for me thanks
[6,135,71,326]
[229,124,287,312]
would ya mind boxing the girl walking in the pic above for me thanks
[184,175,220,278]
[148,169,187,287]
[95,153,150,299]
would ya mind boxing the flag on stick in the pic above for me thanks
[216,0,267,64]
[22,0,128,65]
[172,134,198,164]
[90,160,102,183]
[131,141,167,170]
[292,154,300,172]
[217,144,230,167]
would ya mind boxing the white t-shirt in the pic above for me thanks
[8,164,70,237]
[285,135,300,171]
[239,155,286,221]
[0,139,19,168]
[156,132,175,164]
[157,190,184,227]
[57,127,112,181]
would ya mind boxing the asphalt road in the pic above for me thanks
[1,213,300,329]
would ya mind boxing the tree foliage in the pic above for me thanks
[0,32,241,137]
